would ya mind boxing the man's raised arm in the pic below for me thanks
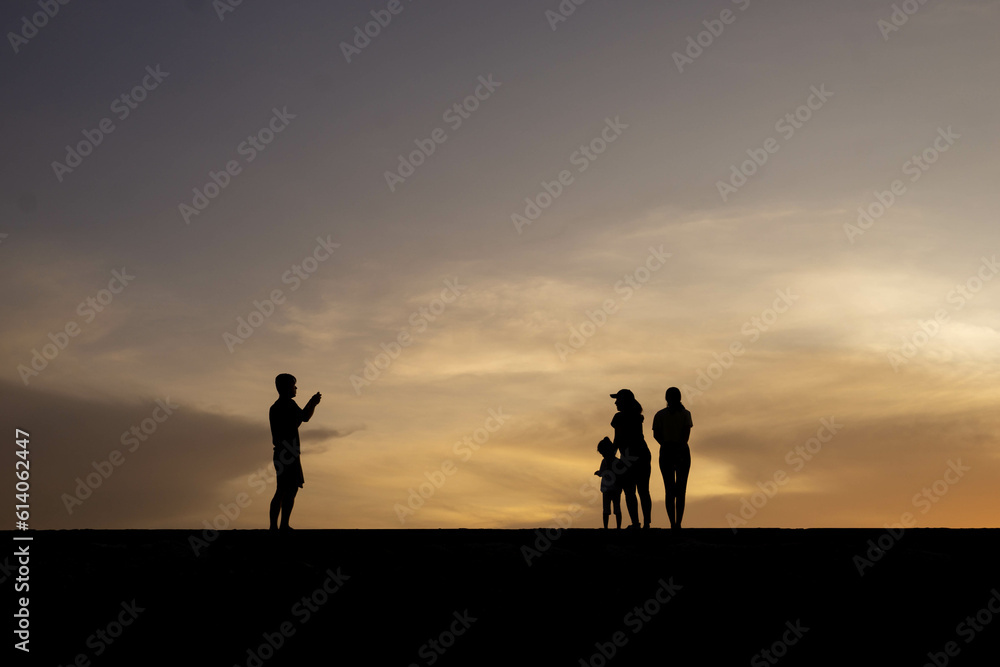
[303,392,322,421]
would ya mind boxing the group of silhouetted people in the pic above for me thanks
[267,372,691,533]
[595,387,692,531]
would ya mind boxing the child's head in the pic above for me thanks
[597,437,614,458]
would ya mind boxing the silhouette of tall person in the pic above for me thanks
[269,373,321,532]
[610,389,652,529]
[652,387,692,531]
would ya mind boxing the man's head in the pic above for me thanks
[275,373,297,398]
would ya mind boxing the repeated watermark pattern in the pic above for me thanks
[726,417,843,532]
[577,578,683,666]
[844,127,959,243]
[385,75,501,192]
[394,407,508,524]
[853,459,970,576]
[7,0,75,54]
[61,398,179,514]
[877,0,939,41]
[339,0,419,63]
[682,288,799,399]
[17,268,136,385]
[510,117,628,234]
[179,106,296,225]
[51,65,169,182]
[716,85,833,202]
[556,246,671,361]
[886,254,996,371]
[222,235,340,353]
[349,277,467,394]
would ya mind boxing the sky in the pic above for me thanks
[3,0,999,531]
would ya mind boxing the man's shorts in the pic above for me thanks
[274,453,304,490]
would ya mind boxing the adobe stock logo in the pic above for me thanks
[384,75,501,192]
[725,417,842,532]
[179,107,296,225]
[17,268,135,385]
[886,254,996,371]
[394,407,507,524]
[349,277,466,395]
[222,235,339,353]
[339,0,416,63]
[62,398,179,515]
[877,0,937,41]
[7,0,74,54]
[844,126,959,243]
[578,578,683,666]
[51,65,170,183]
[853,459,970,577]
[510,117,628,234]
[544,0,590,31]
[715,85,833,202]
[682,288,798,399]
[671,0,752,73]
[555,246,670,361]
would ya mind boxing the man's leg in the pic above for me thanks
[279,487,297,530]
[270,455,284,530]
[269,488,282,531]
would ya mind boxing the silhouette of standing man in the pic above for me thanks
[269,373,321,532]
[652,387,692,531]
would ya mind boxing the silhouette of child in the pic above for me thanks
[595,437,623,529]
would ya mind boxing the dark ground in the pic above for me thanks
[7,528,1000,665]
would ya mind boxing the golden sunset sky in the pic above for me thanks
[3,0,998,530]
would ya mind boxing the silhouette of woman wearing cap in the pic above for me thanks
[610,389,652,529]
